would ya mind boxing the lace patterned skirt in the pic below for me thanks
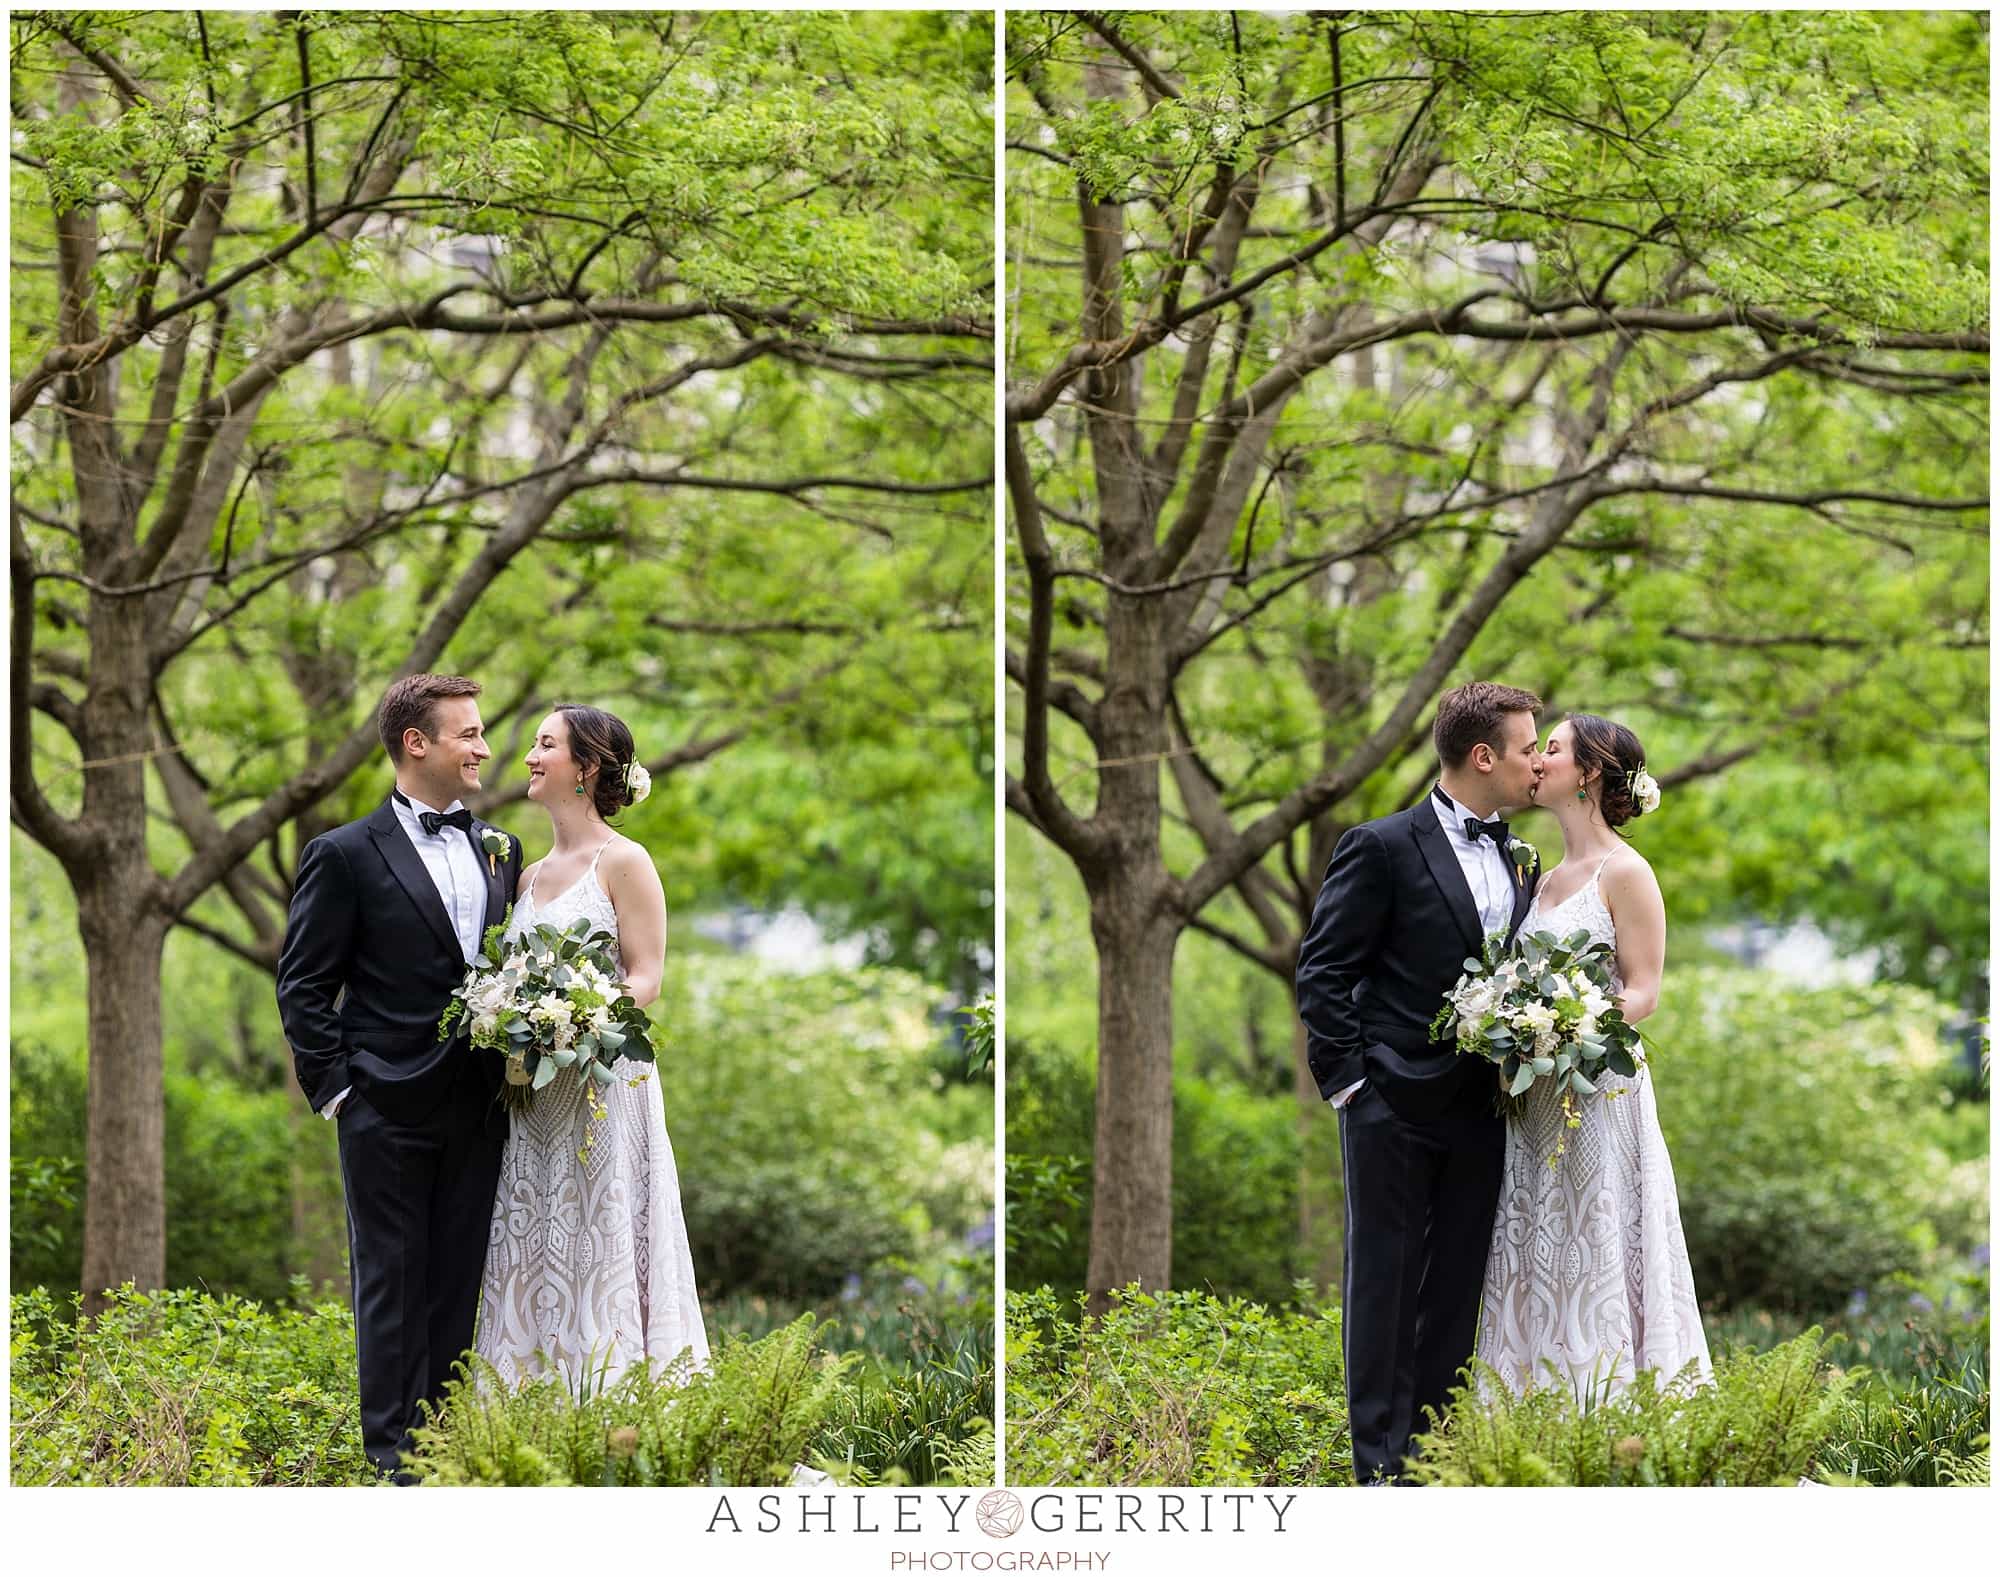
[1474,1065,1711,1405]
[474,1054,709,1391]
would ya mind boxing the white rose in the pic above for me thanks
[1518,1001,1558,1036]
[1633,768,1661,815]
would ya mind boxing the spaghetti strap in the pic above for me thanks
[1591,851,1619,884]
[587,835,620,876]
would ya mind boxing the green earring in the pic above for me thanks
[1577,787,1588,800]
[575,776,585,796]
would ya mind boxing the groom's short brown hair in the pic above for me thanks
[379,674,482,762]
[1433,681,1541,768]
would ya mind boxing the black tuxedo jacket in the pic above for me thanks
[1295,792,1540,1120]
[277,796,524,1125]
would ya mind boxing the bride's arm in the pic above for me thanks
[601,840,667,1010]
[1602,854,1667,1023]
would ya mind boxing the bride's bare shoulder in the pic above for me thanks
[1599,845,1662,907]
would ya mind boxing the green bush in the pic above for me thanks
[1408,1332,1851,1486]
[10,1283,372,1486]
[10,1042,345,1304]
[11,956,992,1308]
[1005,1038,1307,1304]
[402,1316,855,1486]
[1816,1344,1990,1487]
[1006,1284,1349,1485]
[1650,969,1980,1315]
[813,1316,995,1484]
[663,956,993,1300]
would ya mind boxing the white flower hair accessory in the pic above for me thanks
[624,761,651,805]
[1631,767,1661,816]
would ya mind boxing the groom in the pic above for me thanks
[276,673,524,1478]
[1295,681,1544,1483]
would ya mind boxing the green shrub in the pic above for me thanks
[812,1317,995,1484]
[1650,969,1979,1315]
[1408,1332,1850,1486]
[401,1316,856,1486]
[1005,1038,1307,1304]
[1708,1255,1990,1389]
[1006,1284,1349,1485]
[10,1040,345,1304]
[10,1284,372,1486]
[11,956,992,1308]
[1814,1336,1990,1487]
[663,956,993,1300]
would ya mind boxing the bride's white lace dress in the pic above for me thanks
[1475,853,1710,1403]
[474,838,709,1388]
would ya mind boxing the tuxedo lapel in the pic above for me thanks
[366,799,463,961]
[1505,845,1539,944]
[472,818,509,939]
[1411,795,1484,956]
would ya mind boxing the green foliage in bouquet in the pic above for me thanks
[1407,1332,1850,1486]
[1433,927,1646,1106]
[1005,1285,1350,1486]
[1649,969,1980,1314]
[10,1284,373,1486]
[399,1316,853,1486]
[438,915,657,1111]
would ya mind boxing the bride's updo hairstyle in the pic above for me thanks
[1567,713,1647,831]
[553,703,640,821]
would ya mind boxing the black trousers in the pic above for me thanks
[335,1067,504,1476]
[1338,1081,1504,1484]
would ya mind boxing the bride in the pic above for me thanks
[474,703,709,1387]
[1474,714,1710,1404]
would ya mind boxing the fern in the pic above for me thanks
[401,1316,858,1486]
[1409,1332,1851,1486]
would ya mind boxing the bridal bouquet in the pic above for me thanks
[438,913,657,1121]
[1430,927,1646,1164]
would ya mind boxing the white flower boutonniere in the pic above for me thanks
[625,762,651,805]
[1632,769,1661,816]
[480,826,507,877]
[1505,835,1536,889]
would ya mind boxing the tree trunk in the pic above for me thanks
[77,880,169,1311]
[1084,885,1180,1314]
[76,589,172,1313]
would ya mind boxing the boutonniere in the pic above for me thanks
[1505,836,1536,890]
[480,826,507,877]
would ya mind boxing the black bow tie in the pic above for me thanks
[396,791,472,839]
[1434,787,1508,847]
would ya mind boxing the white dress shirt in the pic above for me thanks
[321,790,486,1119]
[1329,783,1517,1109]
